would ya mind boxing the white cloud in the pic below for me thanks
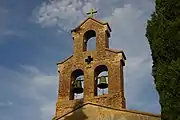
[0,8,25,44]
[105,4,151,56]
[0,100,13,107]
[20,66,58,120]
[40,101,56,120]
[0,29,25,44]
[0,66,58,120]
[33,0,160,114]
[101,4,160,110]
[33,0,125,31]
[0,7,8,43]
[0,7,8,14]
[33,0,84,31]
[1,30,25,37]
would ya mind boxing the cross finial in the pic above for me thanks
[86,8,97,18]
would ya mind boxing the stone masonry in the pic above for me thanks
[53,17,161,120]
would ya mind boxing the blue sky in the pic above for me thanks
[0,0,160,120]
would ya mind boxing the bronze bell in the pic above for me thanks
[73,80,83,94]
[97,76,108,89]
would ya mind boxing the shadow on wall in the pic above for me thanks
[63,99,88,120]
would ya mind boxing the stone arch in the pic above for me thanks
[94,65,108,96]
[83,30,96,51]
[70,69,84,100]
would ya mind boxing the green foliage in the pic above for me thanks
[146,0,180,120]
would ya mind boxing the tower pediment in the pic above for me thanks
[55,102,160,120]
[71,17,111,33]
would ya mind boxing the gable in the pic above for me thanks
[56,103,161,120]
[71,17,111,33]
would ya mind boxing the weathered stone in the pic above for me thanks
[57,103,161,120]
[53,17,161,120]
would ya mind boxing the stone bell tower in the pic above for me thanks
[54,9,127,119]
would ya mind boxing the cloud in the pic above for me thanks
[0,0,159,119]
[101,4,160,112]
[19,65,58,120]
[0,7,8,43]
[0,100,13,107]
[32,0,160,115]
[1,30,25,37]
[0,66,58,120]
[33,0,84,31]
[0,8,25,44]
[32,0,125,31]
[104,4,152,56]
[0,7,8,14]
[33,0,154,60]
[0,29,25,45]
[40,101,56,120]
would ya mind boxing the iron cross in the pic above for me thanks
[86,8,97,18]
[85,56,93,64]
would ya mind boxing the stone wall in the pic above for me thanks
[54,17,160,120]
[58,103,161,120]
[56,18,127,118]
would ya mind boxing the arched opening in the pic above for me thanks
[94,65,108,96]
[70,69,84,100]
[83,30,96,51]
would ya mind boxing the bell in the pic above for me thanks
[97,76,108,89]
[73,80,83,94]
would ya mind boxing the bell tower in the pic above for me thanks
[55,9,126,119]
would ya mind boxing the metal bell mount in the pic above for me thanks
[97,76,108,89]
[72,79,83,94]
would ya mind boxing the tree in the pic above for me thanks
[146,0,180,120]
